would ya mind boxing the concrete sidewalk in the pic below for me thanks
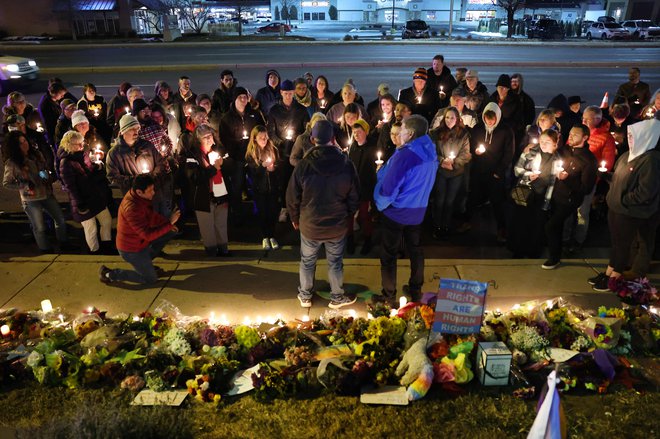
[0,242,633,323]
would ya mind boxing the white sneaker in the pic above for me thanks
[262,238,271,250]
[269,238,280,250]
[278,208,288,223]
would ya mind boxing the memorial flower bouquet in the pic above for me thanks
[608,277,658,305]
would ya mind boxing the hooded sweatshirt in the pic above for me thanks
[606,118,660,218]
[286,144,360,240]
[255,70,281,115]
[374,134,438,225]
[469,102,515,178]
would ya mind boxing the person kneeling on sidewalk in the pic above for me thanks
[99,174,180,285]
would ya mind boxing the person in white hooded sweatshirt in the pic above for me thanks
[590,114,660,292]
[467,102,515,243]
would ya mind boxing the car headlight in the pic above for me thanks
[28,60,37,67]
[5,64,19,72]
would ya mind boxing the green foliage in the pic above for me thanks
[281,5,289,21]
[274,6,280,21]
[329,5,337,20]
[289,5,297,21]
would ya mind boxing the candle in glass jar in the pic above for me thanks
[598,160,607,172]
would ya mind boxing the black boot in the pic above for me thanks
[346,234,355,255]
[360,236,373,255]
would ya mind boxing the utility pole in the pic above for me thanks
[391,0,395,30]
[449,0,453,38]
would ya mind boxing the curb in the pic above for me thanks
[40,60,660,75]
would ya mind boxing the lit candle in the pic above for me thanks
[512,303,521,310]
[348,310,357,318]
[243,316,251,326]
[416,96,422,104]
[209,311,216,324]
[634,99,640,105]
[476,144,486,154]
[556,160,564,173]
[208,151,219,165]
[532,162,541,175]
[320,99,326,109]
[58,314,64,324]
[41,299,53,313]
[301,315,310,322]
[160,144,167,153]
[141,163,150,174]
[367,313,374,320]
[286,129,293,140]
[532,137,538,145]
[125,106,130,114]
[169,110,175,117]
[375,150,383,166]
[264,155,273,166]
[440,85,444,92]
[36,122,43,132]
[1,325,10,336]
[399,296,408,309]
[87,306,94,313]
[133,316,140,322]
[448,151,456,160]
[598,160,607,172]
[93,108,99,117]
[95,144,102,153]
[242,130,248,140]
[545,300,553,309]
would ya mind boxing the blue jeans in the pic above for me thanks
[112,231,175,284]
[22,196,67,250]
[432,173,463,229]
[298,233,346,301]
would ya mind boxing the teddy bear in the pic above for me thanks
[395,338,434,401]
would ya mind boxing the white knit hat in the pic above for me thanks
[71,110,89,127]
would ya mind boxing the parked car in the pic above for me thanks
[256,22,291,34]
[621,19,660,39]
[527,19,564,39]
[586,22,630,40]
[597,16,617,23]
[0,54,39,95]
[402,20,430,39]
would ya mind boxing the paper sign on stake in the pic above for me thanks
[360,385,409,405]
[433,278,488,334]
[131,390,188,406]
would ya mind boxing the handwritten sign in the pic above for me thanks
[360,385,409,406]
[131,390,188,406]
[433,278,487,334]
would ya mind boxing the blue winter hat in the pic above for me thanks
[280,79,295,91]
[311,119,335,144]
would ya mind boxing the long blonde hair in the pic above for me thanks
[245,125,279,164]
[59,130,85,153]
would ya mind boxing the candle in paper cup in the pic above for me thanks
[141,163,150,174]
[320,99,326,109]
[556,160,564,172]
[208,151,219,165]
[476,144,486,154]
[93,109,99,117]
[1,325,10,336]
[286,129,293,140]
[448,151,456,160]
[598,160,608,172]
[41,299,53,313]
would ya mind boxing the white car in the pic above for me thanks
[586,22,630,40]
[621,20,660,39]
[0,54,39,95]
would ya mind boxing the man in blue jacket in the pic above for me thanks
[374,114,438,306]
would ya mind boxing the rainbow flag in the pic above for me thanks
[527,370,567,439]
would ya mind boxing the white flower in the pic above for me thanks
[27,351,43,368]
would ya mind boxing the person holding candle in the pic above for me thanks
[426,54,457,109]
[606,103,635,157]
[640,88,659,121]
[590,116,660,291]
[326,82,367,125]
[3,114,55,178]
[615,67,650,120]
[246,125,282,250]
[107,82,132,138]
[267,79,310,223]
[286,119,359,309]
[53,99,76,151]
[456,70,489,114]
[76,83,111,144]
[366,83,391,124]
[220,87,266,223]
[38,81,68,148]
[290,112,328,167]
[542,125,598,269]
[99,174,179,285]
[398,67,440,124]
[172,76,197,130]
[3,131,69,253]
[468,102,515,244]
[2,91,44,133]
[430,107,471,239]
[372,93,397,132]
[70,110,107,160]
[508,129,563,259]
[58,131,114,255]
[311,75,333,114]
[150,102,180,151]
[582,106,617,172]
[374,115,438,306]
[336,103,361,152]
[183,124,231,257]
[150,80,175,116]
[346,119,378,255]
[377,101,411,160]
[517,109,562,164]
[106,114,169,214]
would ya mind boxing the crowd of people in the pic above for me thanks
[1,57,659,307]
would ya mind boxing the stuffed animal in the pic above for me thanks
[396,338,433,401]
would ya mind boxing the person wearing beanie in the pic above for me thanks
[106,113,170,216]
[457,69,489,114]
[268,78,310,222]
[488,73,523,143]
[211,69,236,115]
[54,98,77,149]
[151,80,174,114]
[219,85,266,222]
[106,82,132,135]
[426,54,458,109]
[286,119,359,309]
[255,69,281,115]
[397,67,441,124]
[346,118,378,255]
[71,110,89,129]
